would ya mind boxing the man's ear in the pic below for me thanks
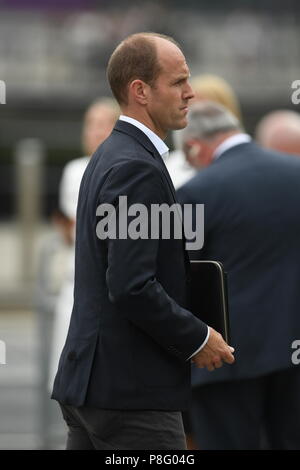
[129,79,149,105]
[189,141,202,159]
[184,139,203,168]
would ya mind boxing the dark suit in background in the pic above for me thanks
[178,141,300,449]
[52,120,208,449]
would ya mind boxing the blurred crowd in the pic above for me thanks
[0,5,298,100]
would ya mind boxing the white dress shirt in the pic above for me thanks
[119,115,209,359]
[119,115,169,158]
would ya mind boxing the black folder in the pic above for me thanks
[190,260,230,343]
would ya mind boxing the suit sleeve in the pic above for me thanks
[99,160,208,362]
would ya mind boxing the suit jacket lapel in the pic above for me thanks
[114,120,178,203]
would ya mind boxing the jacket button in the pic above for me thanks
[67,351,77,361]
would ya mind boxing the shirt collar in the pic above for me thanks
[119,115,169,159]
[213,133,252,160]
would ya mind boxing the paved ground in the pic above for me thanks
[0,309,67,450]
[0,223,68,449]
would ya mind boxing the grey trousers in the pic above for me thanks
[60,404,187,450]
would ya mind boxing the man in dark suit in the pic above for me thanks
[51,34,235,450]
[177,101,300,449]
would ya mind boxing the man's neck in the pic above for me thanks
[120,109,166,140]
[210,131,240,153]
[212,131,251,161]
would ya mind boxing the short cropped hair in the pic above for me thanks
[183,101,242,142]
[107,32,180,106]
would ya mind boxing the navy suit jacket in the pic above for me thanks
[177,141,300,386]
[51,120,207,410]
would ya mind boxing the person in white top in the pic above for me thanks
[165,129,197,189]
[59,98,120,222]
[48,98,119,389]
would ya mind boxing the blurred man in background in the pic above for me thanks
[166,74,242,189]
[178,101,300,450]
[255,109,300,156]
[48,98,119,389]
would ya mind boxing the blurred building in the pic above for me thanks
[0,0,300,218]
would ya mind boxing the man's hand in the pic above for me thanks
[192,327,235,371]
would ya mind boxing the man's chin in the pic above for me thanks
[172,118,188,130]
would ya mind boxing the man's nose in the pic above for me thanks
[184,82,195,101]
